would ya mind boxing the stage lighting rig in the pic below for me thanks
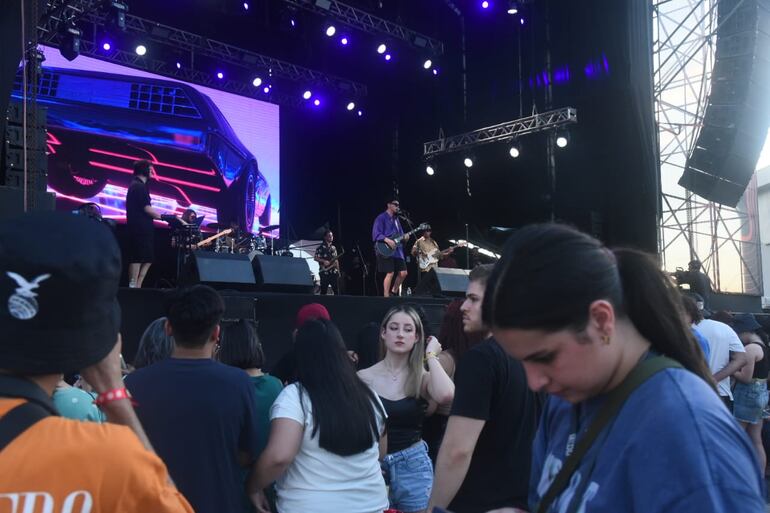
[555,131,569,148]
[426,164,436,176]
[104,0,128,31]
[58,18,82,61]
[508,140,521,158]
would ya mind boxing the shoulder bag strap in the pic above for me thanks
[536,356,683,513]
[0,401,51,452]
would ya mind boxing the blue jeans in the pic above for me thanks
[382,440,433,513]
[734,380,769,424]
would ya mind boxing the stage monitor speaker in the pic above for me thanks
[414,268,470,298]
[182,251,257,291]
[680,0,770,207]
[250,254,314,293]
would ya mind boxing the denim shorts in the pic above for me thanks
[733,380,769,424]
[382,440,433,513]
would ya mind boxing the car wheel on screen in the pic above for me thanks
[47,160,107,198]
[259,195,271,228]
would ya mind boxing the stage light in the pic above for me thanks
[481,1,490,8]
[217,71,224,79]
[507,0,519,14]
[463,157,474,168]
[423,59,433,70]
[377,43,387,54]
[509,142,521,158]
[243,2,249,10]
[555,131,569,148]
[58,20,82,61]
[520,17,525,25]
[303,90,312,100]
[263,86,270,94]
[314,99,321,106]
[433,68,439,76]
[426,164,435,176]
[105,1,128,31]
[135,44,147,56]
[385,54,392,61]
[176,61,182,69]
[340,36,349,45]
[252,77,263,87]
[357,110,363,117]
[346,102,355,111]
[325,25,336,37]
[102,42,111,51]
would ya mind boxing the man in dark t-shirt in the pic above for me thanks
[126,159,161,288]
[429,265,539,513]
[126,286,261,513]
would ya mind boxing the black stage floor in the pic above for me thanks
[119,288,451,371]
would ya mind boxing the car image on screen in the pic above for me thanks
[13,67,271,232]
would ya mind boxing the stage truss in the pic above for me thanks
[653,0,762,294]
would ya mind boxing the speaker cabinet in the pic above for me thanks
[250,254,314,293]
[414,268,470,298]
[182,251,257,290]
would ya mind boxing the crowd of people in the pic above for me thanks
[0,211,768,513]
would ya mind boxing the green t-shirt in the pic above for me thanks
[53,386,105,423]
[251,374,283,458]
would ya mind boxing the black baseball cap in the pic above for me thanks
[0,211,122,374]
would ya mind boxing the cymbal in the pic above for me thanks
[260,224,280,232]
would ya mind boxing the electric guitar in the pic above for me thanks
[375,223,430,258]
[320,249,345,273]
[417,242,467,271]
[196,228,233,249]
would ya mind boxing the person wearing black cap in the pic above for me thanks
[372,198,409,297]
[673,259,713,309]
[126,159,163,288]
[0,211,193,512]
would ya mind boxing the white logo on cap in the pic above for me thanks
[6,272,51,320]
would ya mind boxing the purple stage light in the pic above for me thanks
[176,61,181,69]
[357,110,363,117]
[432,68,439,76]
[520,17,525,25]
[340,36,349,45]
[481,1,490,8]
[302,90,312,100]
[377,43,387,54]
[263,86,270,94]
[325,25,336,37]
[385,54,392,61]
[313,99,321,106]
[217,72,224,79]
[243,2,249,10]
[102,42,111,51]
[346,102,355,111]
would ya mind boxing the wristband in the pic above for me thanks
[424,351,439,362]
[93,387,133,406]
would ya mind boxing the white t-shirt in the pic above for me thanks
[270,383,388,513]
[696,319,745,399]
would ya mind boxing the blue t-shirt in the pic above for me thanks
[692,327,711,361]
[530,367,765,513]
[126,358,260,513]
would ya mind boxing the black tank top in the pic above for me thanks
[379,396,427,454]
[749,342,770,380]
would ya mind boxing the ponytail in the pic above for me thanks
[613,249,713,384]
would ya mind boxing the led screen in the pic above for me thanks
[13,46,280,235]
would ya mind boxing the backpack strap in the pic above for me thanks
[0,401,51,452]
[536,356,683,513]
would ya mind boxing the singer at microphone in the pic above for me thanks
[372,197,410,297]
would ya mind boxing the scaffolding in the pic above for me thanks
[653,0,762,294]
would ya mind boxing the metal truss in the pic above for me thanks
[654,0,762,295]
[38,0,367,98]
[422,107,577,157]
[283,0,444,55]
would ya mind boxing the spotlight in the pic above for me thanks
[135,44,147,56]
[303,90,312,100]
[346,102,355,111]
[176,61,182,69]
[58,19,82,61]
[377,43,387,54]
[433,68,439,76]
[252,77,263,87]
[357,110,363,117]
[481,0,490,8]
[102,42,111,51]
[555,131,569,148]
[423,59,433,70]
[263,86,270,94]
[340,36,349,45]
[313,99,321,106]
[325,25,336,37]
[105,1,128,31]
[243,2,249,10]
[507,0,519,14]
[463,157,474,168]
[217,72,224,79]
[508,142,521,158]
[385,54,392,61]
[426,164,435,176]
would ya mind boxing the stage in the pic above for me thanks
[118,288,451,371]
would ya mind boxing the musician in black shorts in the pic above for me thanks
[372,198,409,297]
[314,229,340,295]
[126,159,162,288]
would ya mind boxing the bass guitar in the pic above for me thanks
[320,249,345,273]
[417,242,467,271]
[196,228,233,249]
[375,223,430,258]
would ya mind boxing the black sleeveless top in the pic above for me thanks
[749,342,770,380]
[379,396,428,454]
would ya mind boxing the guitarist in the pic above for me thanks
[372,198,409,297]
[314,229,340,295]
[411,225,454,279]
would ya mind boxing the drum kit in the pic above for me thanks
[206,224,280,256]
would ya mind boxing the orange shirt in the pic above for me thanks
[0,399,193,513]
